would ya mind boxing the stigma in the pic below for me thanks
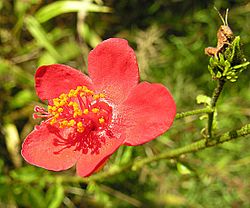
[36,86,112,134]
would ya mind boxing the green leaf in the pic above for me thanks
[119,146,133,165]
[0,58,34,86]
[38,40,81,66]
[196,94,211,106]
[10,166,45,183]
[232,62,250,70]
[177,162,192,175]
[4,124,21,167]
[10,90,34,109]
[46,183,64,208]
[38,52,58,66]
[79,23,102,48]
[25,16,61,60]
[35,1,111,23]
[26,186,46,208]
[59,41,81,61]
[216,71,222,78]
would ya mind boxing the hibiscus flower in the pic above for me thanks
[21,38,176,177]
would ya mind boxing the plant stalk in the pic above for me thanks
[207,79,226,138]
[34,123,250,183]
[175,107,213,120]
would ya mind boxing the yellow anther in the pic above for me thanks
[83,109,89,114]
[80,92,85,97]
[68,101,74,106]
[77,121,85,133]
[59,100,66,106]
[52,106,57,111]
[51,111,57,115]
[93,94,100,100]
[58,108,63,113]
[91,108,99,113]
[76,86,83,91]
[99,93,105,98]
[77,121,84,133]
[62,120,68,126]
[59,93,66,99]
[99,117,105,124]
[73,112,78,118]
[88,90,94,95]
[53,99,60,106]
[54,113,59,118]
[77,122,83,128]
[68,89,77,97]
[77,128,84,133]
[48,106,53,113]
[50,118,56,125]
[68,119,76,127]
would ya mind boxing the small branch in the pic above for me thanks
[175,107,213,120]
[207,79,226,137]
[132,123,250,170]
[42,123,250,183]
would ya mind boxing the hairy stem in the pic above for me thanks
[175,107,213,120]
[41,123,250,183]
[207,79,226,137]
[132,123,250,170]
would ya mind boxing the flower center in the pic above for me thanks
[35,86,112,134]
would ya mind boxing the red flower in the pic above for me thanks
[21,38,176,177]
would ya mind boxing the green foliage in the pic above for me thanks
[0,0,250,207]
[35,1,110,23]
[208,36,250,82]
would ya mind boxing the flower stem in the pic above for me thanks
[131,123,250,171]
[44,123,250,183]
[207,79,226,138]
[175,107,213,120]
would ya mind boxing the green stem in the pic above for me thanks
[37,123,250,183]
[132,123,250,171]
[175,107,213,120]
[207,79,226,137]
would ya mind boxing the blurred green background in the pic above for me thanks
[0,0,250,207]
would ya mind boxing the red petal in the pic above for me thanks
[21,123,81,171]
[35,64,92,100]
[119,82,176,146]
[88,38,139,105]
[76,130,124,177]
